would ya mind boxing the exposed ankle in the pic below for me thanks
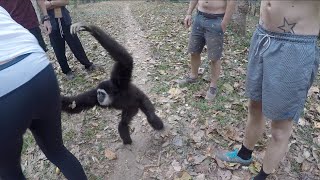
[253,166,269,180]
[237,144,253,160]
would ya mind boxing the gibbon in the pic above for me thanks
[61,22,164,144]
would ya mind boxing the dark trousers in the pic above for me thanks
[29,26,48,52]
[49,19,92,74]
[0,64,87,179]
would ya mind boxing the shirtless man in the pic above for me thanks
[217,1,320,179]
[178,0,236,101]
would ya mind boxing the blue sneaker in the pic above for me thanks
[216,149,253,166]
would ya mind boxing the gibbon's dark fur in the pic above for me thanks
[61,24,164,144]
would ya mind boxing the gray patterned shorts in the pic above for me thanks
[188,11,224,61]
[246,25,319,122]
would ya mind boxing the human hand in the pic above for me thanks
[184,15,192,28]
[43,20,52,35]
[45,1,52,9]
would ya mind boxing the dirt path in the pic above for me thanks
[108,3,163,180]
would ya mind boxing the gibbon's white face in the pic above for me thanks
[97,89,112,106]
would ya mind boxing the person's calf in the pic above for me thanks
[243,100,264,150]
[190,53,201,78]
[262,119,293,174]
[209,59,221,88]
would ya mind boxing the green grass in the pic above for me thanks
[22,131,35,154]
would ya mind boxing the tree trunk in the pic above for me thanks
[74,0,78,8]
[231,0,250,36]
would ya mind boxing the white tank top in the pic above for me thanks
[0,6,50,97]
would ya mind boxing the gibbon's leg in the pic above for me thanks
[61,89,98,113]
[119,108,139,144]
[139,96,164,130]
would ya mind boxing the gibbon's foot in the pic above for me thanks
[122,137,133,145]
[149,116,164,130]
[65,71,75,80]
[85,64,96,72]
[115,143,133,151]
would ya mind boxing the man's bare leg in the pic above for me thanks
[243,100,265,150]
[262,119,293,174]
[209,59,221,88]
[216,100,264,165]
[205,59,221,100]
[177,53,201,85]
[190,53,201,78]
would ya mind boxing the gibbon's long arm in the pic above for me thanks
[61,89,98,113]
[71,22,133,89]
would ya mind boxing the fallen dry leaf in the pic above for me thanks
[168,87,182,99]
[176,171,192,180]
[55,167,60,175]
[308,86,319,96]
[301,161,311,171]
[314,122,320,129]
[195,174,205,180]
[303,150,311,159]
[192,130,205,143]
[248,161,261,174]
[223,83,234,93]
[172,160,182,172]
[217,169,232,180]
[316,106,320,114]
[104,149,117,160]
[295,153,305,164]
[215,157,226,169]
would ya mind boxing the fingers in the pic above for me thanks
[70,23,77,35]
[184,16,191,28]
[43,22,52,35]
[187,19,191,27]
[47,25,52,35]
[70,22,85,35]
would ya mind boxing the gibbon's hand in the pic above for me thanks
[70,22,86,35]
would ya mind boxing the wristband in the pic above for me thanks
[42,15,50,23]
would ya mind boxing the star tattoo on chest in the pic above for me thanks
[278,18,296,34]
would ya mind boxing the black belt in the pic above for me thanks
[197,10,224,19]
[0,53,31,71]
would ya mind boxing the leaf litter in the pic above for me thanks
[20,1,320,179]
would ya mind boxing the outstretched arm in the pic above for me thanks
[61,89,98,113]
[70,22,133,89]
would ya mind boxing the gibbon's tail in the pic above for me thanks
[83,25,133,88]
[139,95,164,130]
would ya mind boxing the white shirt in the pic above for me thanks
[0,6,50,97]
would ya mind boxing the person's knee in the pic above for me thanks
[271,128,290,142]
[210,58,221,65]
[248,100,262,113]
[271,120,293,142]
[190,53,200,57]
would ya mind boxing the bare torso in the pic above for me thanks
[260,0,320,35]
[197,0,227,14]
